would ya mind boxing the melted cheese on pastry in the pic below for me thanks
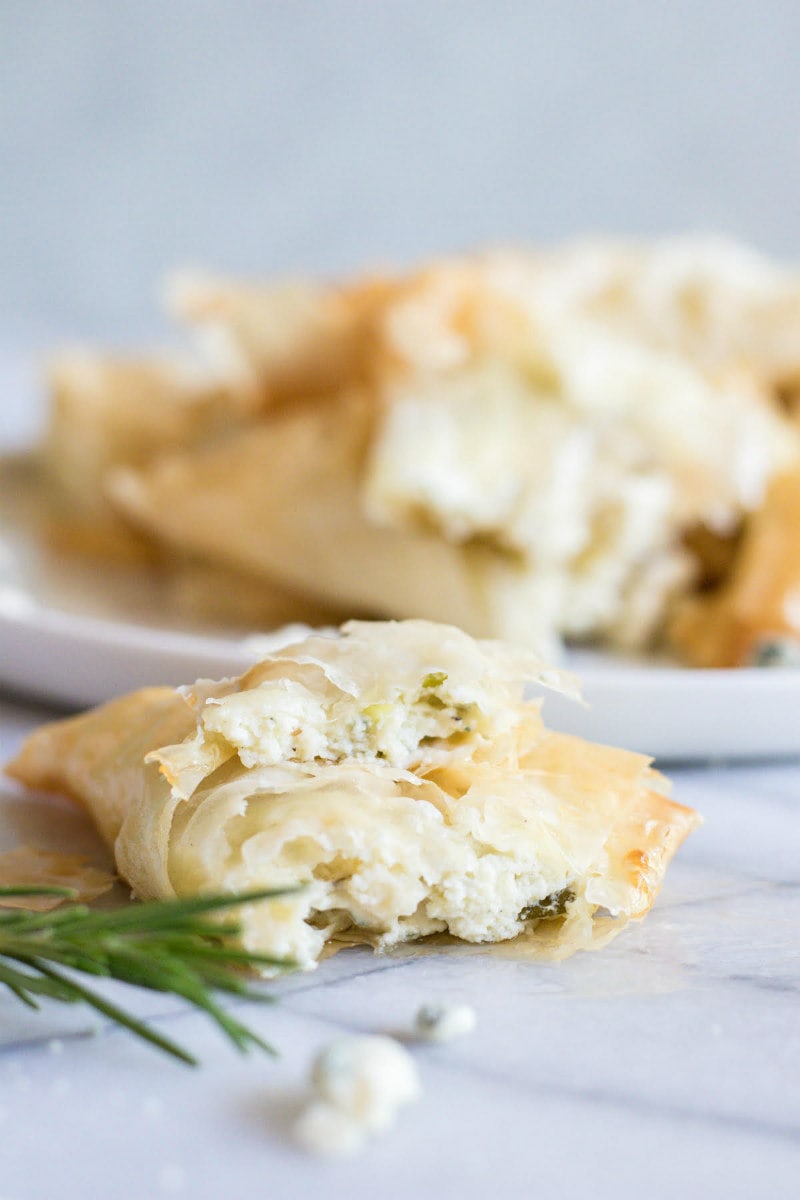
[6,620,698,970]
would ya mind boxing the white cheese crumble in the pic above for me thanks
[294,1102,366,1158]
[294,1035,420,1157]
[414,1002,477,1043]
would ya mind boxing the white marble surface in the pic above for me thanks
[1,695,798,1200]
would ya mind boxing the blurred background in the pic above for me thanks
[2,0,800,352]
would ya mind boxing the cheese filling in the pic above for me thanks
[200,672,483,770]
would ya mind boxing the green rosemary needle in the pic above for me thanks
[0,886,298,1066]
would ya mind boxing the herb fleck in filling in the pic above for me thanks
[518,887,575,922]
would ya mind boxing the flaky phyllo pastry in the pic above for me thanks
[40,236,800,663]
[6,621,699,970]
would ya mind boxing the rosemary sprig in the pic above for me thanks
[0,887,298,1065]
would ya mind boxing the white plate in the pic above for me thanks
[1,455,798,761]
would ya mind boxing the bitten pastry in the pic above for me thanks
[6,620,699,969]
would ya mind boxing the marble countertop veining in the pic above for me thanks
[1,699,799,1200]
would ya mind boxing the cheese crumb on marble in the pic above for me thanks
[293,1102,367,1158]
[294,1035,420,1157]
[414,1002,478,1043]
